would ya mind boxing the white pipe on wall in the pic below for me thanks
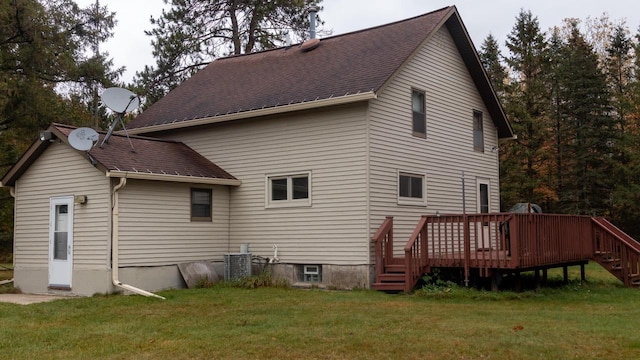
[111,177,165,300]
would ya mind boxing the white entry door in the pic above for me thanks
[49,196,74,288]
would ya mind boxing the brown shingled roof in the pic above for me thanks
[57,124,236,181]
[0,124,238,187]
[128,7,452,128]
[128,6,513,139]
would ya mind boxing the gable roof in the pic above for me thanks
[0,123,240,187]
[127,6,513,139]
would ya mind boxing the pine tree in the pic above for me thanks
[479,34,507,98]
[554,21,615,214]
[500,10,552,210]
[0,0,120,260]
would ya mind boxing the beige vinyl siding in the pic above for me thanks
[14,142,110,269]
[369,26,501,248]
[117,179,230,266]
[165,104,369,264]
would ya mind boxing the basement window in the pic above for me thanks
[299,265,322,283]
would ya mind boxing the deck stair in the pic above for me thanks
[372,214,640,292]
[591,217,640,288]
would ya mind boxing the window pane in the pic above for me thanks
[410,176,423,198]
[54,232,68,260]
[474,111,484,150]
[192,189,211,218]
[292,176,309,199]
[480,183,489,213]
[399,175,411,198]
[412,91,424,112]
[271,178,288,201]
[400,174,424,199]
[412,91,426,134]
[413,112,426,134]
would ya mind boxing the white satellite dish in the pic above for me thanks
[68,127,99,151]
[101,87,140,114]
[99,87,140,151]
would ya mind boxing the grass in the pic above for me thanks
[1,263,639,359]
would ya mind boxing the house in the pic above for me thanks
[1,6,514,296]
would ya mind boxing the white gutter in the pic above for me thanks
[106,171,241,186]
[124,91,377,135]
[111,177,165,299]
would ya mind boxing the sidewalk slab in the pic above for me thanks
[0,293,70,305]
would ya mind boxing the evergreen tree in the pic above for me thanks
[500,10,552,210]
[0,0,120,259]
[479,34,507,98]
[555,21,615,214]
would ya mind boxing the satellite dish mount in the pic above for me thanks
[100,87,141,152]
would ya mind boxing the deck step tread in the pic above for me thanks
[378,273,406,282]
[384,264,406,273]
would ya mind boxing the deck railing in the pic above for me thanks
[402,213,595,288]
[374,213,640,291]
[404,216,429,293]
[372,216,394,283]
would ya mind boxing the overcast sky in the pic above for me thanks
[75,0,640,83]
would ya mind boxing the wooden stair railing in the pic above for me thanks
[372,217,406,291]
[591,218,640,287]
[372,216,431,293]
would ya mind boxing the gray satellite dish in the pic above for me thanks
[99,87,140,151]
[101,87,140,114]
[68,127,99,151]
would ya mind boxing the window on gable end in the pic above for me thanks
[412,89,426,137]
[473,110,484,152]
[191,188,212,221]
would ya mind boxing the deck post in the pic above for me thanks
[563,266,568,284]
[580,263,586,283]
[463,214,470,287]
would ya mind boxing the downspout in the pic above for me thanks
[111,177,165,299]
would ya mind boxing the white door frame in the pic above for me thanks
[49,196,74,289]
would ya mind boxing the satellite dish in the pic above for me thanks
[68,127,99,151]
[101,87,140,114]
[99,87,140,151]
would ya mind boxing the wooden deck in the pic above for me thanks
[372,213,640,292]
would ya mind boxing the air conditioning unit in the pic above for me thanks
[224,253,252,281]
[303,265,320,282]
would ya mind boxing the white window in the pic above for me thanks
[191,188,212,221]
[398,172,426,206]
[473,110,484,152]
[266,172,311,208]
[412,89,426,137]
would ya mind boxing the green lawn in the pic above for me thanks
[1,263,639,359]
